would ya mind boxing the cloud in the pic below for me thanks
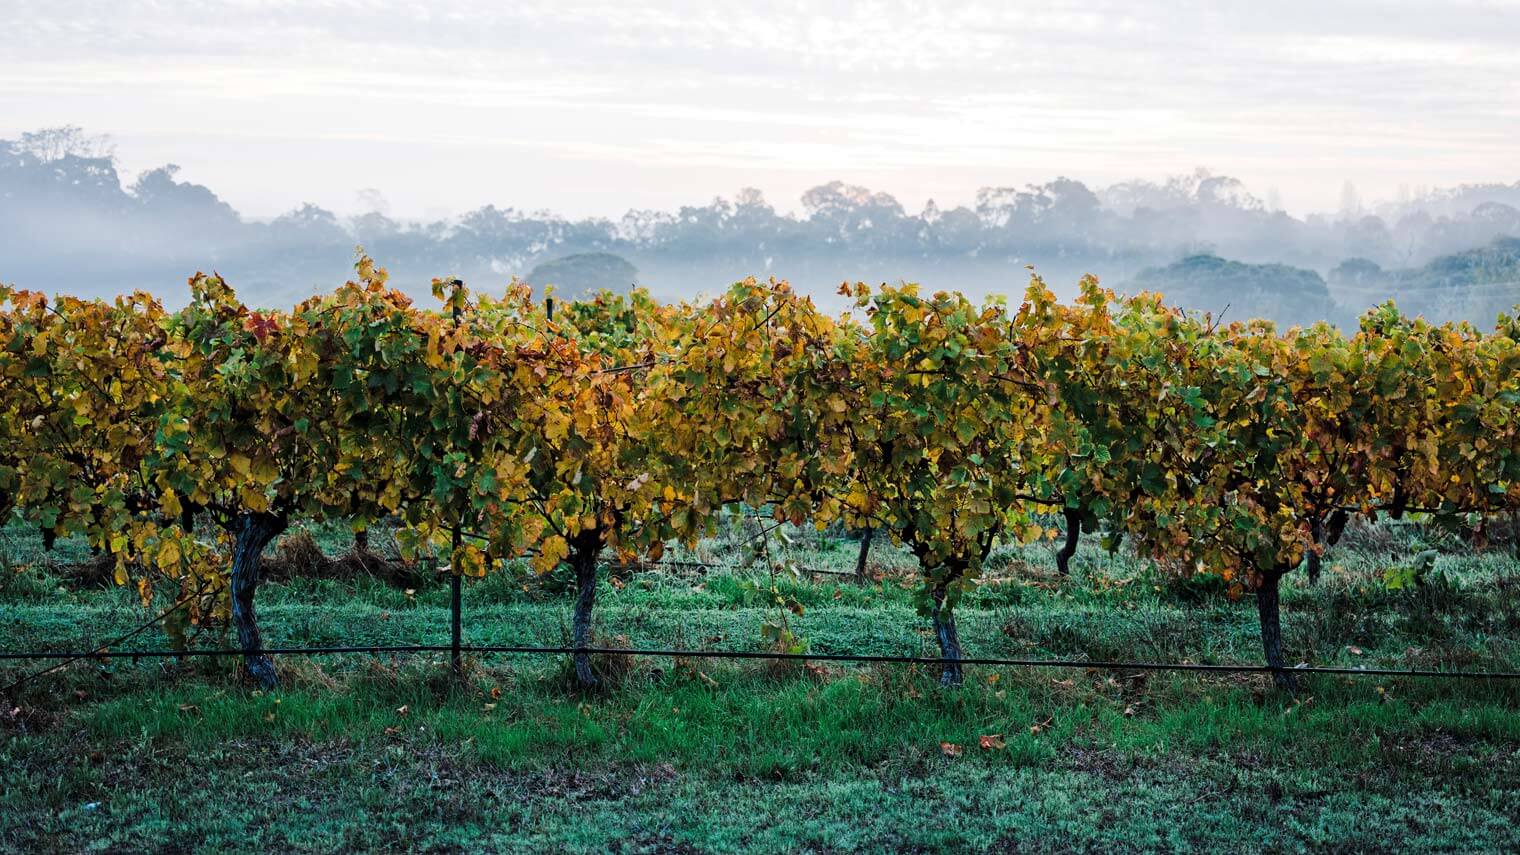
[1,0,1515,217]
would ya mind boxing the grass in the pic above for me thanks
[3,518,1520,852]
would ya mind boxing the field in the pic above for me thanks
[4,519,1520,853]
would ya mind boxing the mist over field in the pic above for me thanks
[2,126,1518,327]
[9,5,1520,852]
[6,1,1519,326]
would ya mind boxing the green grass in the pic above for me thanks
[3,519,1520,852]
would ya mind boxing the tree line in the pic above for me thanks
[5,127,1519,324]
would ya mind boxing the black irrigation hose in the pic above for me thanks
[4,643,1520,681]
[0,578,215,697]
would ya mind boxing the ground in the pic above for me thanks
[2,518,1519,853]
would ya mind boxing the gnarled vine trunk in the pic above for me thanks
[1255,568,1297,693]
[1513,510,1520,561]
[1327,508,1348,547]
[230,511,287,690]
[1305,516,1325,584]
[570,527,603,688]
[854,527,874,581]
[1055,507,1082,575]
[930,576,964,687]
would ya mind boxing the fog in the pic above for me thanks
[2,127,1517,327]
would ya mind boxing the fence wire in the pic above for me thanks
[5,642,1520,681]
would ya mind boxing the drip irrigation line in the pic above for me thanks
[0,577,215,697]
[4,643,1519,682]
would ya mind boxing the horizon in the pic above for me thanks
[7,123,1518,228]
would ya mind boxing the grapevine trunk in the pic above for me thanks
[930,579,964,687]
[1055,507,1082,575]
[1306,515,1325,584]
[570,527,602,688]
[230,511,288,690]
[1255,568,1297,693]
[854,527,874,581]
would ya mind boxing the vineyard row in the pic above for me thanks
[3,257,1517,691]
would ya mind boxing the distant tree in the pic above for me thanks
[1329,257,1385,286]
[801,181,910,247]
[526,253,639,299]
[1341,216,1395,265]
[15,126,116,162]
[266,204,349,247]
[355,188,391,217]
[1471,202,1520,238]
[130,165,240,227]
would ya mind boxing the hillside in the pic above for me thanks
[525,253,639,300]
[1330,237,1520,324]
[1126,254,1345,328]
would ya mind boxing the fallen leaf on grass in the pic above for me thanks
[396,705,409,716]
[940,741,963,758]
[1029,717,1053,735]
[978,734,1006,751]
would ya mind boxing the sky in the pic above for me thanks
[2,0,1518,221]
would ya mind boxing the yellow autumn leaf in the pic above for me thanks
[532,535,570,574]
[157,539,181,571]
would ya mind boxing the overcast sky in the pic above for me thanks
[3,0,1517,220]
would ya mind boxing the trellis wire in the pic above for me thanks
[3,643,1519,682]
